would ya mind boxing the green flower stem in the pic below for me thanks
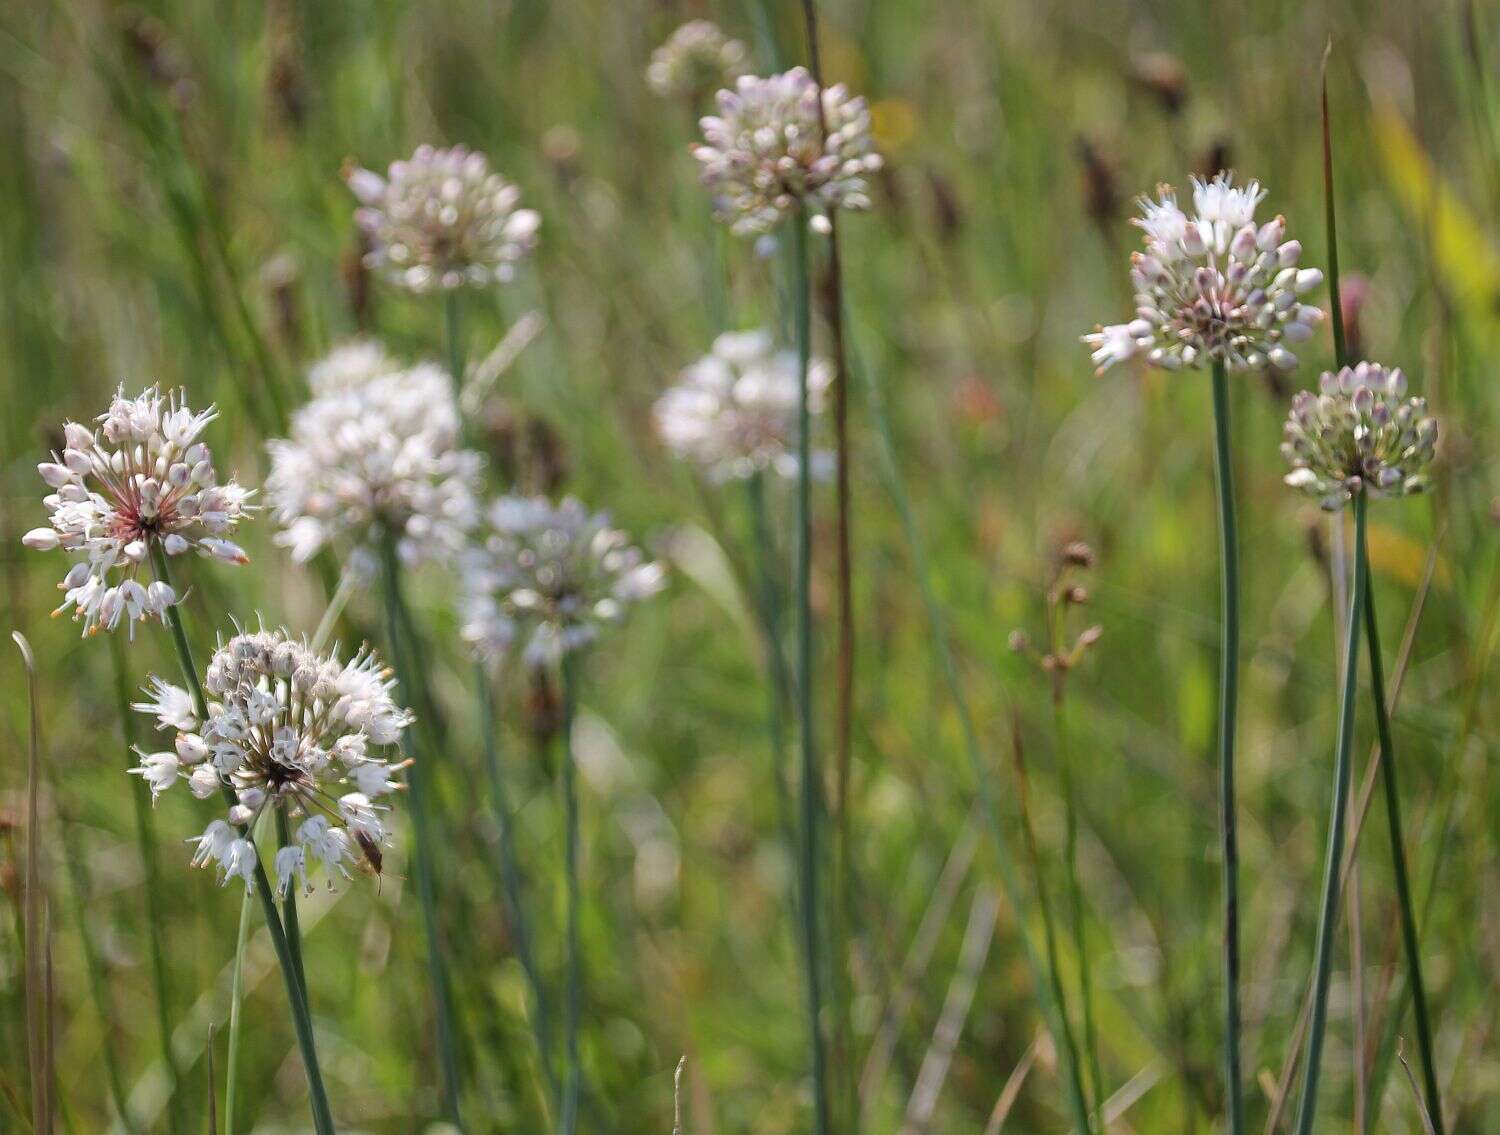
[275,809,310,1001]
[477,663,560,1112]
[148,544,336,1135]
[110,632,178,1135]
[789,209,832,1135]
[847,326,1091,1134]
[1294,493,1369,1135]
[445,292,467,411]
[377,534,464,1128]
[745,471,797,856]
[559,652,582,1135]
[1361,557,1443,1133]
[1209,358,1244,1135]
[223,881,252,1135]
[1054,692,1102,1124]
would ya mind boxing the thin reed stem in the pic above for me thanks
[477,664,560,1111]
[847,326,1092,1134]
[149,546,337,1135]
[376,534,464,1128]
[1361,558,1443,1132]
[1209,358,1244,1135]
[1011,723,1094,1133]
[789,207,832,1135]
[745,471,797,855]
[559,652,583,1135]
[275,809,310,1000]
[1294,493,1368,1135]
[223,881,252,1135]
[110,631,180,1135]
[1054,693,1102,1124]
[445,292,467,408]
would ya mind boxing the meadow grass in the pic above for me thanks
[0,1,1497,1132]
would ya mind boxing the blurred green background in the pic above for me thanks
[1,0,1496,1131]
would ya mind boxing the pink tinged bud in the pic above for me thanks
[22,527,59,550]
[63,422,94,449]
[122,540,147,563]
[162,533,190,555]
[202,538,249,565]
[188,764,221,799]
[1269,347,1297,370]
[1282,321,1315,343]
[1276,240,1302,267]
[346,168,386,204]
[38,462,72,488]
[176,732,210,764]
[145,581,176,614]
[1256,217,1286,250]
[1230,224,1257,258]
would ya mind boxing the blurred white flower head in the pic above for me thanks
[654,329,834,481]
[1082,173,1324,374]
[266,360,482,571]
[647,20,747,101]
[1282,362,1438,511]
[695,67,883,235]
[307,339,401,395]
[23,385,253,636]
[347,144,541,294]
[132,627,411,893]
[461,496,666,665]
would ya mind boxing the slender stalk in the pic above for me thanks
[148,546,336,1135]
[1361,559,1443,1132]
[377,534,464,1127]
[1054,692,1102,1124]
[848,328,1092,1133]
[1209,358,1244,1135]
[477,664,560,1110]
[1294,494,1369,1134]
[745,471,797,852]
[223,883,252,1135]
[445,292,466,409]
[110,632,180,1135]
[559,652,583,1135]
[275,810,310,1002]
[1011,724,1093,1132]
[789,208,832,1135]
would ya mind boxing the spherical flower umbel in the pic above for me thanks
[1282,362,1438,511]
[23,386,253,636]
[461,496,666,665]
[266,360,482,570]
[1082,173,1325,375]
[347,144,541,294]
[307,339,400,395]
[695,67,883,235]
[654,329,834,481]
[647,20,747,101]
[131,627,411,893]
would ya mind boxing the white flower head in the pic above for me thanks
[1282,362,1438,510]
[461,496,666,665]
[347,144,541,294]
[654,329,834,481]
[267,360,482,568]
[647,20,748,100]
[307,339,401,395]
[1081,173,1324,375]
[695,67,884,236]
[139,627,411,893]
[23,386,254,636]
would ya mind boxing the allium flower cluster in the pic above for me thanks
[1282,363,1438,510]
[654,329,833,481]
[267,362,482,569]
[695,67,883,235]
[23,386,252,636]
[307,339,400,395]
[461,496,666,665]
[647,20,747,100]
[1083,174,1324,374]
[132,628,410,894]
[347,144,541,294]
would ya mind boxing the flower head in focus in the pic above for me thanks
[347,144,541,294]
[647,20,747,101]
[654,329,833,481]
[307,339,401,395]
[266,362,482,570]
[1082,173,1324,375]
[1282,362,1437,510]
[461,496,666,665]
[695,67,883,235]
[132,627,410,893]
[23,386,253,636]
